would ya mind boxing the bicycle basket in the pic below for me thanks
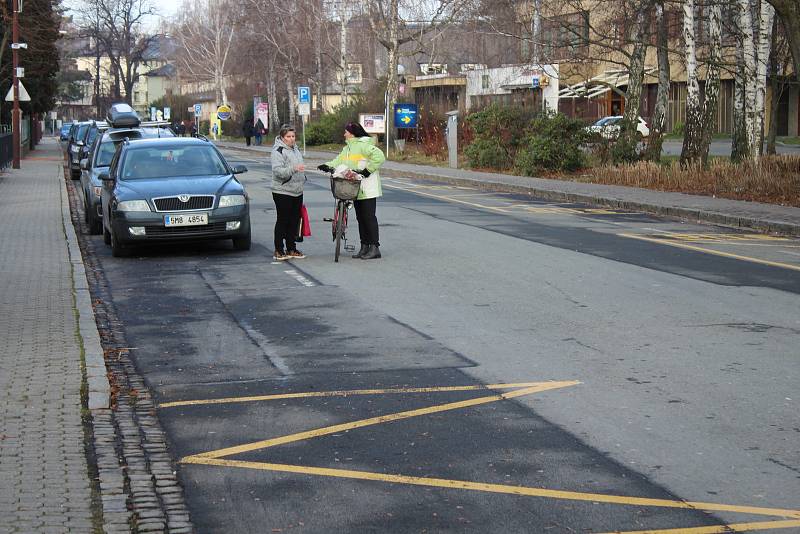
[331,176,361,200]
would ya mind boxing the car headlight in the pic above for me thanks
[219,195,246,208]
[117,200,151,212]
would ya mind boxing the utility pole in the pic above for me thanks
[12,0,21,169]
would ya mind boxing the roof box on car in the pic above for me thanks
[106,103,140,128]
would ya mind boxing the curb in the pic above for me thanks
[218,142,800,238]
[60,172,111,409]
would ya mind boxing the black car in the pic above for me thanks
[67,121,92,179]
[80,120,173,235]
[100,137,251,257]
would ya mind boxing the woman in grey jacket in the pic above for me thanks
[270,125,306,260]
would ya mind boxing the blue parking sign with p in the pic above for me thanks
[298,86,310,104]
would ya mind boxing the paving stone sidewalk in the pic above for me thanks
[0,140,98,532]
[217,140,800,236]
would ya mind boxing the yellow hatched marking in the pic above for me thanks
[179,380,800,529]
[598,519,800,533]
[383,183,511,212]
[649,232,791,243]
[619,233,800,272]
[190,382,578,459]
[158,382,553,409]
[181,458,800,522]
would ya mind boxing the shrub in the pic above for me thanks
[672,121,685,136]
[464,138,510,169]
[305,97,364,145]
[514,113,589,174]
[463,104,533,169]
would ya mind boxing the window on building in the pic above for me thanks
[346,63,362,84]
[540,11,589,61]
[460,63,486,73]
[481,74,490,90]
[419,63,448,75]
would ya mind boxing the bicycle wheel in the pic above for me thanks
[334,200,346,262]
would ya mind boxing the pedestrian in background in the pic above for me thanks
[318,122,385,260]
[271,125,307,260]
[242,119,253,146]
[254,120,264,146]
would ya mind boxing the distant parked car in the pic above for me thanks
[80,108,174,235]
[586,116,650,139]
[59,123,73,141]
[100,137,251,257]
[67,121,92,179]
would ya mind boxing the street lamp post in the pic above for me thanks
[12,0,21,169]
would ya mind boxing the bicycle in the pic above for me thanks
[325,171,361,262]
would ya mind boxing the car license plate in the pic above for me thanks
[164,213,208,227]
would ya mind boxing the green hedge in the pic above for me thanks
[305,98,363,145]
[514,113,589,173]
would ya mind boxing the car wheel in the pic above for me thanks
[110,226,130,258]
[103,222,111,245]
[232,227,251,251]
[71,169,80,180]
[88,208,102,235]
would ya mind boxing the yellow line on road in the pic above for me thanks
[618,233,800,272]
[158,382,559,409]
[598,519,800,533]
[189,381,579,459]
[383,183,511,212]
[180,457,800,521]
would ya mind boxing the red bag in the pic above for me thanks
[300,204,311,237]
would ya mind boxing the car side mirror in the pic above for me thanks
[77,141,84,147]
[80,159,89,170]
[98,171,112,182]
[232,165,248,174]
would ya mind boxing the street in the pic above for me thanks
[71,148,800,533]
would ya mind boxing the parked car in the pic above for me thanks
[59,123,73,141]
[80,120,174,235]
[586,116,650,139]
[67,121,92,179]
[100,137,251,257]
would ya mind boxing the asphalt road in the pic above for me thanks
[79,149,800,533]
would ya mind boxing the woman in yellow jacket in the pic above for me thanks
[318,122,386,259]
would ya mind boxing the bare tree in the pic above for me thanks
[77,0,157,103]
[173,0,237,104]
[766,16,791,154]
[643,0,671,161]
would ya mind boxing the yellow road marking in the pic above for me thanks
[648,232,791,243]
[598,519,800,533]
[619,233,800,272]
[190,381,579,459]
[384,183,511,212]
[181,458,800,521]
[158,382,556,408]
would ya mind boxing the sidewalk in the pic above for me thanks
[0,139,97,532]
[217,140,800,237]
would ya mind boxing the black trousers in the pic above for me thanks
[273,192,303,252]
[354,197,379,246]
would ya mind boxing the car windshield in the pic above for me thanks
[95,141,120,167]
[121,145,228,180]
[75,124,89,140]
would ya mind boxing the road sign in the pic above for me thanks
[4,81,30,102]
[164,107,171,120]
[298,102,311,116]
[217,104,232,120]
[532,76,540,88]
[194,103,202,117]
[393,103,418,128]
[298,86,310,104]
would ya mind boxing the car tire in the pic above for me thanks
[232,228,251,251]
[103,222,111,245]
[71,169,80,180]
[88,209,102,235]
[110,226,130,258]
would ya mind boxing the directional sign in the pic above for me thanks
[298,86,310,104]
[298,102,311,117]
[393,103,418,129]
[532,76,540,88]
[194,103,202,117]
[217,104,232,120]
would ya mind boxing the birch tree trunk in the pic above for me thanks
[644,0,670,162]
[739,0,759,159]
[731,50,750,162]
[754,1,776,155]
[680,0,704,167]
[384,0,401,157]
[267,60,280,132]
[616,2,650,164]
[698,1,723,167]
[285,71,297,126]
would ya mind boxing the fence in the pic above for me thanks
[0,133,13,169]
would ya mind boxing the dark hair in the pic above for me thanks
[345,122,369,138]
[279,124,295,138]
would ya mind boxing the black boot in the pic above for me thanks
[361,245,381,260]
[352,243,369,259]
